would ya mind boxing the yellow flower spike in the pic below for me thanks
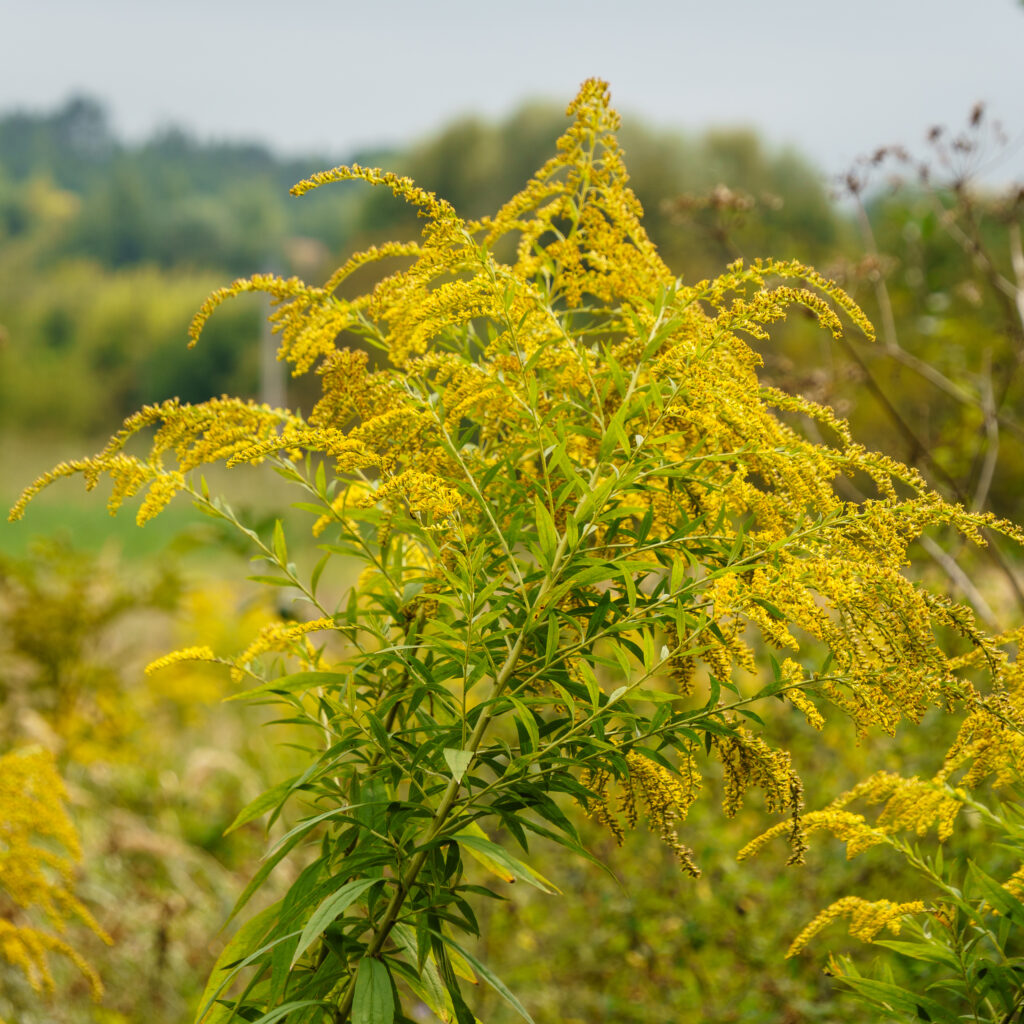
[189,273,325,349]
[0,748,111,999]
[361,470,465,525]
[1003,865,1024,902]
[231,617,337,682]
[786,897,928,958]
[580,749,702,875]
[580,766,625,847]
[145,645,220,675]
[624,751,703,876]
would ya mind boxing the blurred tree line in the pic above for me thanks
[0,96,366,270]
[2,94,1022,528]
[0,95,835,438]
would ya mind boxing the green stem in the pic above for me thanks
[332,528,573,1021]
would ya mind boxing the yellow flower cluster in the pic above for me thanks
[738,809,887,862]
[144,645,220,675]
[227,427,377,472]
[582,749,702,875]
[937,635,1024,789]
[9,398,303,526]
[361,469,464,525]
[786,897,928,957]
[7,454,156,524]
[621,751,702,876]
[145,620,339,686]
[713,727,807,864]
[741,769,964,868]
[780,659,825,730]
[230,617,337,682]
[0,748,110,998]
[1004,865,1024,902]
[662,623,697,696]
[188,273,325,350]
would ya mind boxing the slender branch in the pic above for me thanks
[972,350,1000,514]
[1010,222,1024,337]
[918,534,997,628]
[331,526,574,1022]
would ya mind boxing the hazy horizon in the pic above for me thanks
[3,0,1024,184]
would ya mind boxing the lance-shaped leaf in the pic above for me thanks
[455,824,561,894]
[290,877,379,968]
[353,956,395,1024]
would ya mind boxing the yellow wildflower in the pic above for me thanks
[787,897,928,957]
[0,748,111,998]
[145,645,220,675]
[231,617,337,682]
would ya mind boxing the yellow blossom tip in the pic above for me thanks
[145,646,220,674]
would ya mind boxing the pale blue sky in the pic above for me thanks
[2,0,1023,180]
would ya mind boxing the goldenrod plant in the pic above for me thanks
[0,748,110,1008]
[0,537,182,759]
[741,657,1024,1021]
[747,778,1024,1023]
[11,80,1024,1022]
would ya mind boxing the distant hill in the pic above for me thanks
[0,95,840,438]
[0,95,397,275]
[0,94,838,278]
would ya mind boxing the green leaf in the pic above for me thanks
[508,696,540,755]
[834,976,955,1023]
[576,661,601,707]
[455,832,561,894]
[621,567,638,610]
[873,939,961,970]
[610,644,633,681]
[630,687,683,704]
[194,927,302,1023]
[310,552,330,597]
[353,957,395,1024]
[575,473,619,523]
[444,937,536,1024]
[444,748,474,784]
[669,558,686,595]
[391,925,454,1022]
[641,631,656,672]
[544,615,560,666]
[599,406,630,459]
[585,591,612,640]
[250,1001,332,1024]
[225,776,299,834]
[193,902,280,1023]
[290,878,379,967]
[431,936,476,1024]
[272,519,288,564]
[227,811,337,924]
[750,596,786,621]
[533,496,558,563]
[246,574,295,587]
[229,670,349,702]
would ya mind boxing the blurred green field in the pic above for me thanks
[2,432,313,563]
